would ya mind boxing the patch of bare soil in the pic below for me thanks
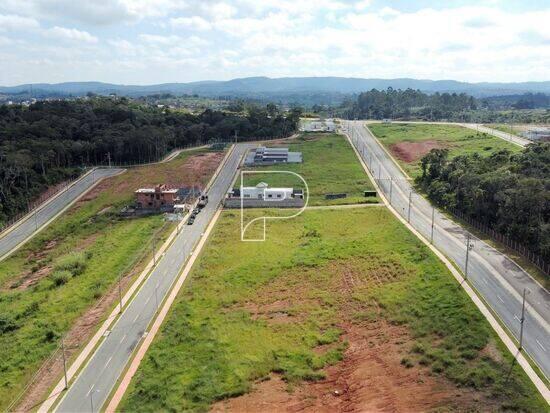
[390,140,449,163]
[212,258,498,413]
[212,320,495,413]
[77,150,224,205]
[3,235,98,292]
[14,249,146,412]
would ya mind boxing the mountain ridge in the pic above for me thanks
[1,76,549,98]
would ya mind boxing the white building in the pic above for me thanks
[228,182,304,201]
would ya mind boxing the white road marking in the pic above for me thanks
[497,295,504,304]
[482,278,489,285]
[104,356,113,368]
[133,313,139,323]
[535,339,547,352]
[119,334,126,344]
[514,315,520,322]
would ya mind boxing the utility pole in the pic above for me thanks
[107,152,111,169]
[430,207,435,244]
[519,288,530,350]
[61,337,68,389]
[118,271,123,313]
[152,236,157,266]
[155,282,159,309]
[464,233,472,279]
[407,191,412,223]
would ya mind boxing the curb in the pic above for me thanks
[344,123,550,403]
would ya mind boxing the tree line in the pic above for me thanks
[416,143,550,259]
[337,88,550,124]
[343,88,477,120]
[0,98,301,225]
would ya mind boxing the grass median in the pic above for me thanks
[120,208,546,412]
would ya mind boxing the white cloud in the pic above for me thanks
[0,14,40,31]
[170,16,212,30]
[46,26,98,43]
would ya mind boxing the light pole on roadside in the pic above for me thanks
[90,388,99,413]
[118,271,123,313]
[407,191,412,223]
[61,337,68,389]
[519,288,530,351]
[152,236,157,266]
[464,233,474,279]
[430,207,435,244]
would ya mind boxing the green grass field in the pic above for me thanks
[368,123,521,178]
[119,208,546,412]
[242,134,377,205]
[483,123,522,137]
[0,148,222,410]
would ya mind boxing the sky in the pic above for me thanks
[0,0,549,86]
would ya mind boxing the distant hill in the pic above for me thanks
[2,77,549,101]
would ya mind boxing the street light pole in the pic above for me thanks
[519,288,529,350]
[430,207,435,244]
[118,271,123,313]
[465,233,471,279]
[407,191,412,223]
[61,337,68,389]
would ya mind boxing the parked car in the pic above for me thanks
[187,217,195,225]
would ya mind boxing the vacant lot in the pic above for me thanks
[242,134,377,205]
[120,208,545,412]
[368,123,521,178]
[0,148,224,411]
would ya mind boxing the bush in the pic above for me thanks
[51,270,71,287]
[54,252,87,277]
[0,314,19,334]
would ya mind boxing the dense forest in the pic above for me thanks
[343,88,477,120]
[417,143,550,259]
[337,88,550,123]
[0,98,301,226]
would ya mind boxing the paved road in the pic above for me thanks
[462,123,531,147]
[0,168,123,261]
[344,121,550,379]
[55,144,252,413]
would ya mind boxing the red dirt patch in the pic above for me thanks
[212,320,494,413]
[77,150,224,205]
[390,140,449,163]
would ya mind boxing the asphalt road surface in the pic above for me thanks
[0,168,123,261]
[463,123,531,147]
[55,144,252,413]
[344,121,550,379]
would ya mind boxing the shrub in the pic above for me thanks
[0,314,19,334]
[51,270,71,287]
[54,252,87,277]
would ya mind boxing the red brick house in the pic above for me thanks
[135,184,178,209]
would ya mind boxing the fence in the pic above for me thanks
[448,207,550,277]
[5,221,171,412]
[0,174,81,233]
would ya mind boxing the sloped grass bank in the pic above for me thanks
[0,148,222,410]
[120,208,545,412]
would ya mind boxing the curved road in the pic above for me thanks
[0,168,124,261]
[345,121,549,380]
